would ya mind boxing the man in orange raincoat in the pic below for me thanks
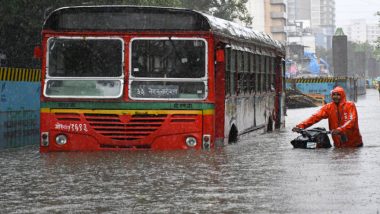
[292,86,363,148]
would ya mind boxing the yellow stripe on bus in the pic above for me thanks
[202,109,214,115]
[41,108,214,115]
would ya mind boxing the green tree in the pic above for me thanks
[0,0,251,67]
[346,41,380,78]
[0,0,184,67]
[0,0,46,67]
[180,0,252,25]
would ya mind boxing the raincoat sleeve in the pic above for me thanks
[296,105,329,129]
[336,102,358,132]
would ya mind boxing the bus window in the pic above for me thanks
[254,54,258,93]
[130,81,205,99]
[45,37,124,98]
[249,53,255,93]
[48,38,123,77]
[261,55,266,93]
[237,51,243,95]
[129,38,207,100]
[257,54,262,93]
[264,56,269,92]
[131,39,206,78]
[45,80,122,98]
[270,57,275,91]
[225,48,231,96]
[243,51,249,93]
[230,50,236,95]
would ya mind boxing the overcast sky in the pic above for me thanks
[335,0,380,26]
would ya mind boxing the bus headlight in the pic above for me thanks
[185,136,197,147]
[55,134,68,145]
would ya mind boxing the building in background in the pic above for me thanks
[284,0,336,76]
[287,20,316,52]
[287,0,311,21]
[265,0,287,41]
[246,0,287,42]
[342,19,380,45]
[287,0,335,49]
[312,0,336,49]
[246,0,265,32]
[367,23,380,45]
[342,19,367,43]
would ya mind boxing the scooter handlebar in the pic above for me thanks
[294,128,331,135]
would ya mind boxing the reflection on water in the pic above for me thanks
[1,90,380,213]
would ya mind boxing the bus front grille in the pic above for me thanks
[55,113,81,121]
[170,114,198,123]
[84,113,167,141]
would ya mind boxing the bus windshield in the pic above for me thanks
[44,37,124,98]
[129,38,207,100]
[48,38,123,77]
[131,39,206,78]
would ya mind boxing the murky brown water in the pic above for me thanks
[1,89,380,213]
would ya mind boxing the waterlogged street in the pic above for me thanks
[1,89,380,213]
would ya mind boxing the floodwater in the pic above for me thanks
[1,89,380,214]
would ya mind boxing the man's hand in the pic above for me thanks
[292,127,302,133]
[331,129,341,135]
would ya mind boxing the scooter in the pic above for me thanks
[291,127,332,149]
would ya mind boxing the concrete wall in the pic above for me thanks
[0,67,41,149]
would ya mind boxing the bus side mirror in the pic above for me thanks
[216,49,225,63]
[33,46,42,60]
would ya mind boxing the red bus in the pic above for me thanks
[39,6,286,152]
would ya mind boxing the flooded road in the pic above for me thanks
[1,89,380,214]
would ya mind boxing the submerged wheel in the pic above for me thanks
[267,117,274,132]
[228,125,238,144]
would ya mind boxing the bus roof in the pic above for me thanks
[43,5,284,51]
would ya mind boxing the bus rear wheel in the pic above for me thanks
[267,117,274,132]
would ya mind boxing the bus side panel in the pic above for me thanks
[255,94,266,128]
[267,92,276,130]
[224,97,237,144]
[214,47,226,147]
[225,93,273,141]
[236,96,255,133]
